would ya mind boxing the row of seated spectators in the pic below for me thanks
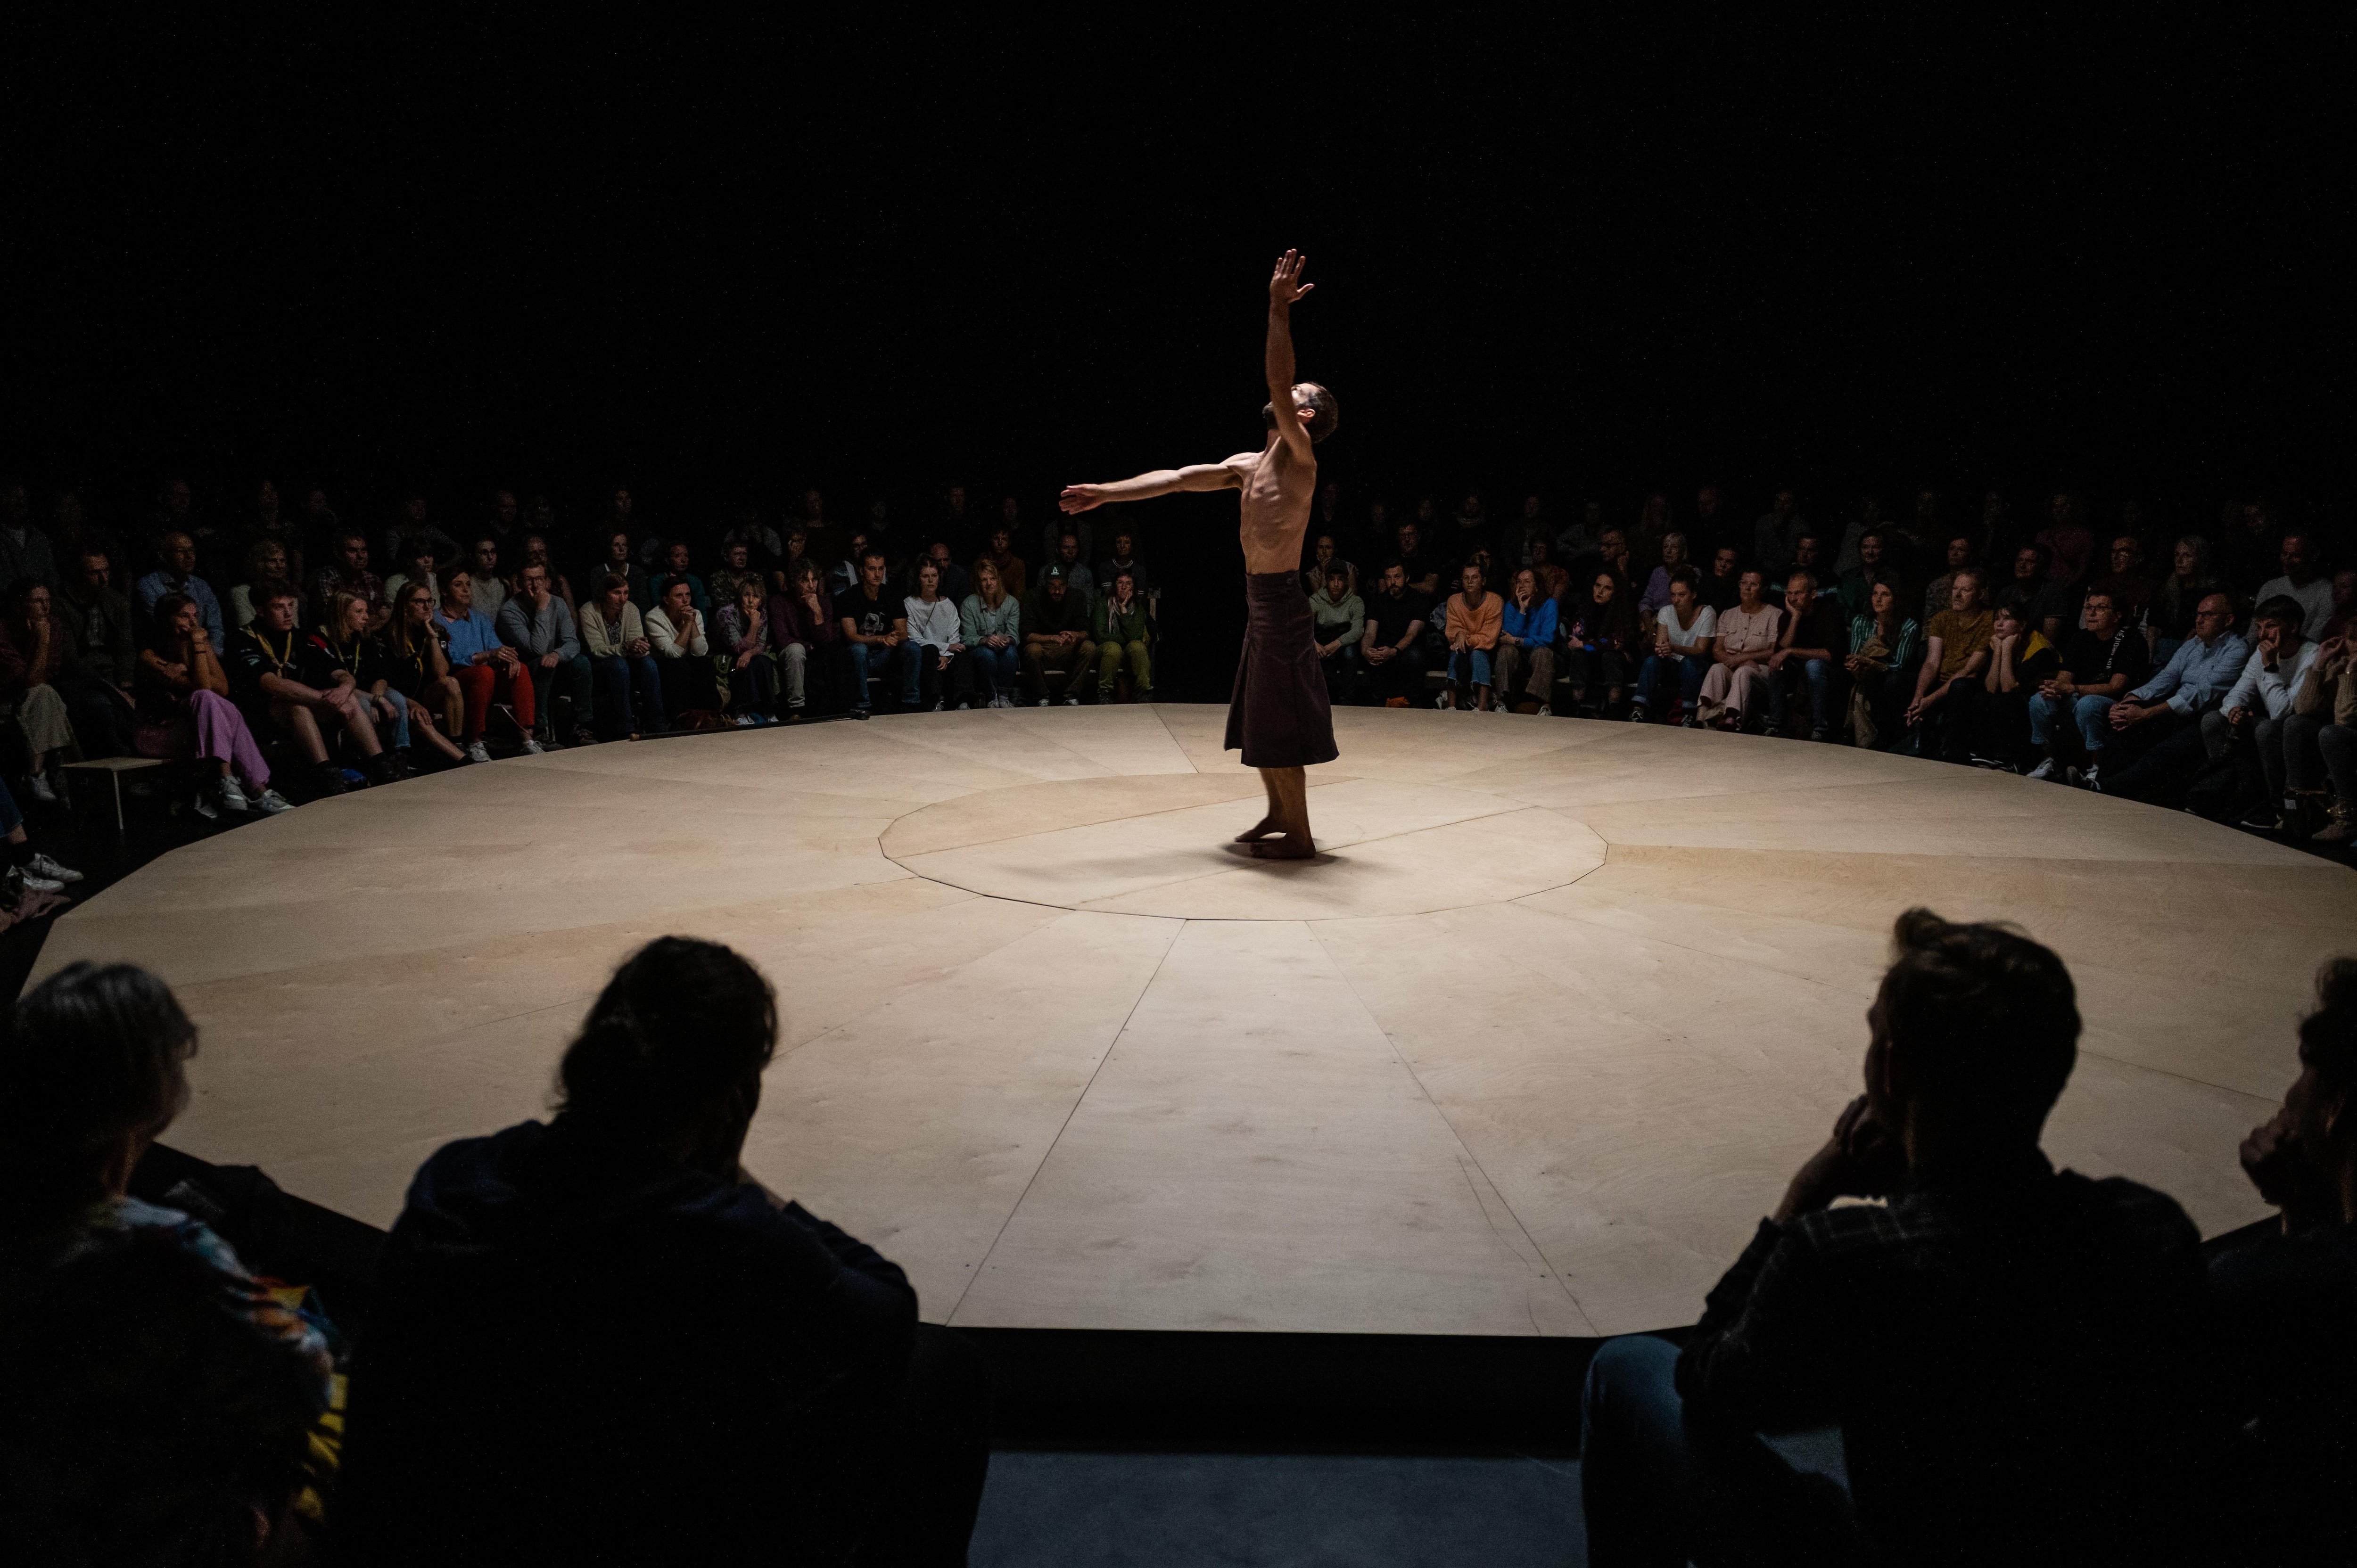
[1302,489,2352,843]
[2,925,2351,1565]
[0,475,1166,817]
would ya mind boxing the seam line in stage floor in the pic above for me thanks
[876,775,1369,859]
[1308,919,1599,1338]
[942,915,1185,1326]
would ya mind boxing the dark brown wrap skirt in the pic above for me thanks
[1226,570,1340,769]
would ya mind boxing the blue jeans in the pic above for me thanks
[590,654,664,740]
[1581,1335,1858,1568]
[1446,647,1492,690]
[2027,691,2116,756]
[843,640,918,710]
[1767,657,1836,733]
[1633,653,1709,714]
[971,643,1020,698]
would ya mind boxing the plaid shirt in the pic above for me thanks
[1676,1151,2206,1564]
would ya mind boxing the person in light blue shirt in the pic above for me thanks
[132,531,226,649]
[2078,591,2247,794]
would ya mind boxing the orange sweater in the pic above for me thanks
[1444,590,1503,650]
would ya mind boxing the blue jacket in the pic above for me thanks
[1501,596,1558,649]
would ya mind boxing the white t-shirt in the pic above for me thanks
[1656,602,1717,657]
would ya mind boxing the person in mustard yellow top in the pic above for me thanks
[1442,560,1504,711]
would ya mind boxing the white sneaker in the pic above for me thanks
[521,733,546,753]
[217,777,253,814]
[28,773,57,805]
[255,789,295,815]
[733,714,758,728]
[2026,758,2058,782]
[1064,696,1079,706]
[1435,692,1451,709]
[1536,704,1551,716]
[2083,764,2101,791]
[14,865,64,894]
[191,788,219,821]
[1038,698,1050,707]
[26,851,82,883]
[466,740,493,763]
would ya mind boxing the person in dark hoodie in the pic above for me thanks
[339,936,990,1566]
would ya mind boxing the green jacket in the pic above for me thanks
[1094,595,1152,647]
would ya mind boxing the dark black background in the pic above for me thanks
[3,12,2345,695]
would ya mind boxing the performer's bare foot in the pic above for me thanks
[1250,832,1317,859]
[1234,816,1286,843]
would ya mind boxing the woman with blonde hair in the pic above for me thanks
[959,558,1022,707]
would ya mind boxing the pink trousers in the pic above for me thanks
[134,689,271,791]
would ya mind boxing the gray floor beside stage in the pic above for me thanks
[33,703,2353,1338]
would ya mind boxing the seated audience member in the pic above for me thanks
[232,583,395,795]
[1907,569,1995,763]
[57,550,139,692]
[1588,526,1636,605]
[1359,561,1434,707]
[772,559,838,720]
[2,579,133,785]
[2209,595,2318,826]
[464,536,508,624]
[580,572,665,739]
[306,528,386,632]
[2067,594,2247,790]
[1636,532,1691,619]
[1843,578,1921,750]
[2322,568,2356,644]
[1393,520,1442,597]
[2036,488,2099,592]
[973,522,1028,603]
[1310,563,1364,704]
[136,530,229,650]
[1580,910,2207,1568]
[438,569,539,759]
[1097,526,1153,603]
[591,528,653,609]
[2087,534,2155,631]
[1494,566,1558,714]
[1766,532,1827,605]
[1562,567,1638,716]
[0,962,338,1567]
[919,539,970,607]
[1049,530,1096,608]
[646,575,720,718]
[379,493,461,572]
[520,532,576,617]
[0,479,58,594]
[956,560,1021,709]
[1302,533,1356,603]
[1698,569,1781,731]
[1093,567,1154,703]
[316,588,416,770]
[139,597,287,818]
[0,774,82,894]
[650,539,712,620]
[1833,531,1894,622]
[1631,567,1716,725]
[1994,542,2073,641]
[1526,534,1572,602]
[714,574,780,724]
[2148,535,2223,664]
[382,534,440,615]
[1021,564,1094,707]
[1698,543,1743,613]
[774,524,815,594]
[229,538,298,631]
[708,540,761,611]
[839,549,916,718]
[497,561,593,748]
[1920,534,1979,627]
[2256,531,2333,640]
[2285,630,2355,845]
[339,936,989,1568]
[902,558,968,712]
[1970,604,2059,770]
[2208,958,2357,1564]
[2020,590,2150,789]
[374,583,470,770]
[1442,561,1504,712]
[1767,570,1849,740]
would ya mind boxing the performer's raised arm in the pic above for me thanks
[1060,460,1240,515]
[1265,249,1315,460]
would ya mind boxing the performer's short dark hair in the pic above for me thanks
[1302,383,1339,443]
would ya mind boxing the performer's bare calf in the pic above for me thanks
[1236,767,1314,857]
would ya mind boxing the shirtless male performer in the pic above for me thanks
[1060,249,1341,857]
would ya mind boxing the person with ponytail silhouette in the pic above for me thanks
[343,936,990,1566]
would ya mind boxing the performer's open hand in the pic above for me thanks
[1269,249,1314,307]
[1059,484,1108,515]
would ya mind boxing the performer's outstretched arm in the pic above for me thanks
[1060,461,1242,514]
[1265,249,1315,461]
